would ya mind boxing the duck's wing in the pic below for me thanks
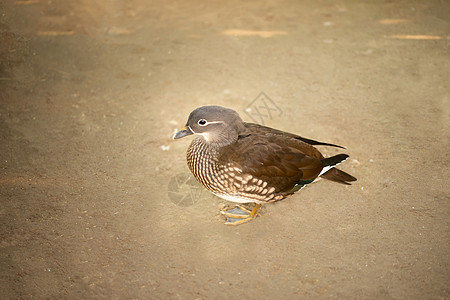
[218,134,324,195]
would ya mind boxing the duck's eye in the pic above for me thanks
[198,119,207,126]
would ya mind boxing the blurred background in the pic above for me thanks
[1,0,449,298]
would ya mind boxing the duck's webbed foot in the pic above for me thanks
[220,204,262,225]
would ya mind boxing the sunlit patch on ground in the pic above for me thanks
[37,31,75,36]
[221,29,288,38]
[378,19,410,24]
[387,34,447,40]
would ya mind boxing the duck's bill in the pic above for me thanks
[173,126,193,139]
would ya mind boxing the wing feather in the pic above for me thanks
[219,134,324,193]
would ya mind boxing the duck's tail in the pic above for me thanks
[319,154,357,185]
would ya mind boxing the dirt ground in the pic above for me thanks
[1,0,449,299]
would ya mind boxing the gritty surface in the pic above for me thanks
[1,0,449,299]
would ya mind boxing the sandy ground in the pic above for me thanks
[1,0,449,299]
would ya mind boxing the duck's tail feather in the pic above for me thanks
[320,168,357,185]
[319,154,357,185]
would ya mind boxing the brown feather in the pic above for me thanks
[320,168,357,184]
[218,126,325,194]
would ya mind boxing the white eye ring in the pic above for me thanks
[198,119,207,126]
